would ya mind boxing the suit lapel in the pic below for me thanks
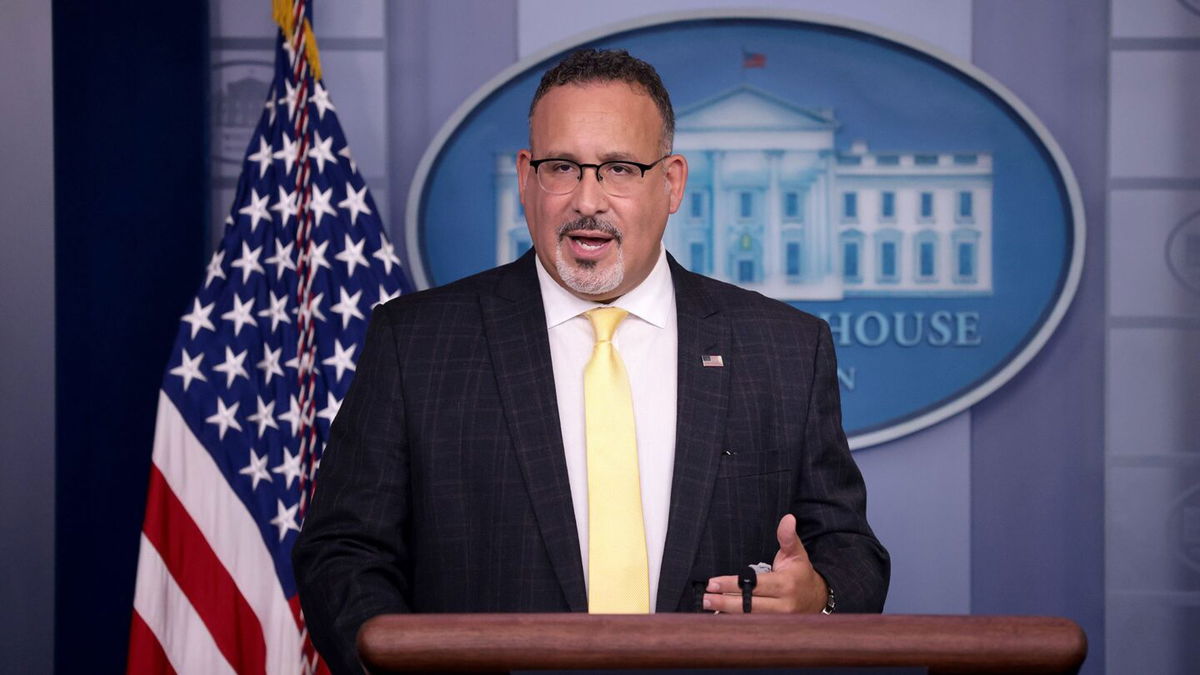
[657,257,731,612]
[480,252,587,611]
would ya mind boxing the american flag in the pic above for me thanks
[741,50,766,69]
[127,2,410,673]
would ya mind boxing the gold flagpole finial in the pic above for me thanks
[271,0,322,81]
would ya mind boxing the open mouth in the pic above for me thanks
[558,218,622,262]
[563,231,616,259]
[570,234,612,250]
[559,219,621,261]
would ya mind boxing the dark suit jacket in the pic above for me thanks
[293,251,888,674]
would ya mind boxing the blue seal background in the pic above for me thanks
[414,18,1075,441]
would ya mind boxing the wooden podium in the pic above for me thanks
[358,613,1086,674]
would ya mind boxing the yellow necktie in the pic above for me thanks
[584,307,650,613]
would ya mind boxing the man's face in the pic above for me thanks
[517,81,687,302]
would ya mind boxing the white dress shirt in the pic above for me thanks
[535,247,678,612]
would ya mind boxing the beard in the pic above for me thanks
[553,217,624,296]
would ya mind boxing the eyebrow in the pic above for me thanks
[597,151,640,162]
[536,150,642,163]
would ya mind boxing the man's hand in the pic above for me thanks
[702,514,828,613]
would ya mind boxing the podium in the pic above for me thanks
[358,613,1086,674]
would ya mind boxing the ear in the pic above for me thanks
[663,153,689,215]
[516,149,533,205]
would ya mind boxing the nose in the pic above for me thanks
[570,166,610,216]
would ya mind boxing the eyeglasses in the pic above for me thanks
[528,155,670,197]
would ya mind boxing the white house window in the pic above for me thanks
[919,192,934,220]
[737,259,754,282]
[881,191,896,220]
[786,243,802,277]
[841,230,864,283]
[952,229,980,284]
[783,228,805,281]
[957,242,976,280]
[876,229,901,283]
[784,191,802,220]
[915,230,938,282]
[914,154,938,166]
[732,232,759,283]
[689,192,704,219]
[957,191,974,222]
[842,192,858,221]
[844,242,860,281]
[920,242,935,278]
[739,191,753,219]
[689,241,706,274]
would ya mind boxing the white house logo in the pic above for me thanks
[1169,485,1200,574]
[407,11,1084,449]
[212,60,274,175]
[1166,209,1200,295]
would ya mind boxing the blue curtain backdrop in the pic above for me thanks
[53,2,209,673]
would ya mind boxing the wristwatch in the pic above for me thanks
[821,584,837,615]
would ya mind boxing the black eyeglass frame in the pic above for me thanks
[528,154,672,190]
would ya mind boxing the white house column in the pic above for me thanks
[710,150,726,281]
[818,155,835,279]
[765,149,782,280]
[807,171,824,280]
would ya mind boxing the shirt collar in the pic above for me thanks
[535,246,674,329]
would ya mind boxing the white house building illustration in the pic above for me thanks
[494,84,993,300]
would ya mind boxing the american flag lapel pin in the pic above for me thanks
[701,355,724,367]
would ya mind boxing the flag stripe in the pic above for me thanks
[132,535,237,675]
[128,611,180,675]
[151,392,304,674]
[142,464,267,675]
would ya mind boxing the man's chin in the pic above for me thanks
[555,255,624,298]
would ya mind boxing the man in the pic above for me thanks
[294,49,888,674]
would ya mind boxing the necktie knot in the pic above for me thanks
[585,307,628,344]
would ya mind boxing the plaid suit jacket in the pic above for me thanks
[294,250,888,674]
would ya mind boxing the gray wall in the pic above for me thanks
[0,0,55,672]
[1106,1,1200,672]
[970,2,1107,671]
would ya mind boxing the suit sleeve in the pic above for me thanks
[793,320,890,612]
[292,305,412,675]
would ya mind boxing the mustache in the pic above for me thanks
[556,217,622,243]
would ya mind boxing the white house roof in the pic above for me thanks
[675,84,838,132]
